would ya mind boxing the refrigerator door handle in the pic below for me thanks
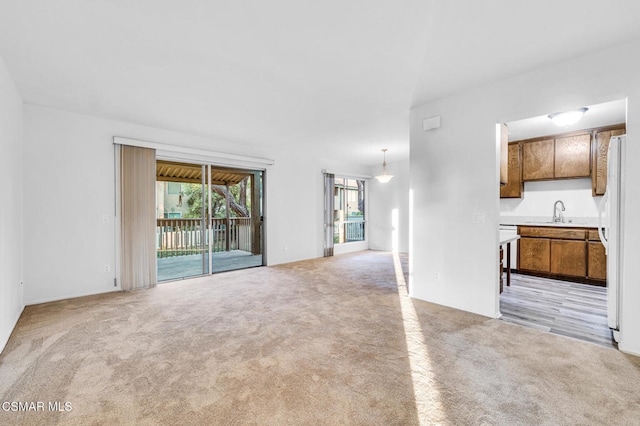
[598,190,609,255]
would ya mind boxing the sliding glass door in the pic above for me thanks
[209,168,263,273]
[156,161,263,281]
[156,162,209,281]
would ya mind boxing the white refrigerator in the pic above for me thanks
[598,135,625,343]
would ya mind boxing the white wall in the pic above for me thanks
[501,178,601,219]
[410,101,499,318]
[0,55,24,353]
[23,104,370,304]
[368,159,410,253]
[410,38,640,355]
[263,146,374,265]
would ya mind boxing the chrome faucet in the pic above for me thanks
[553,200,565,223]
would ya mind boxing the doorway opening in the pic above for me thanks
[156,161,264,281]
[498,98,627,348]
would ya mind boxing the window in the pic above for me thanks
[167,182,182,195]
[333,178,365,243]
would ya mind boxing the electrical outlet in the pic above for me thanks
[472,213,485,224]
[434,272,440,280]
[104,264,111,272]
[102,214,110,223]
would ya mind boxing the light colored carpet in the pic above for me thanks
[1,250,639,425]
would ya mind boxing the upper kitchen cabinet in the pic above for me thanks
[521,132,591,181]
[506,123,625,193]
[522,138,554,180]
[499,123,508,186]
[555,133,591,178]
[592,124,626,196]
[500,142,523,198]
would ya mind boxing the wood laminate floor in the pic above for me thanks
[499,272,616,348]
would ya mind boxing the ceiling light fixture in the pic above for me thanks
[375,149,394,183]
[548,107,588,127]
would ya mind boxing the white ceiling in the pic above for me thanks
[1,1,640,165]
[507,99,627,141]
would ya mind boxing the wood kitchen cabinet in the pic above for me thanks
[592,125,626,196]
[587,230,607,280]
[500,142,523,198]
[519,237,550,272]
[550,240,586,277]
[515,124,626,188]
[554,133,591,178]
[517,226,605,285]
[499,123,508,186]
[521,131,592,181]
[522,139,554,181]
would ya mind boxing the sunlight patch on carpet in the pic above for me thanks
[393,251,446,425]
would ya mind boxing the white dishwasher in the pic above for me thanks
[499,224,518,271]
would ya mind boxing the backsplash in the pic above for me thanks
[500,178,601,219]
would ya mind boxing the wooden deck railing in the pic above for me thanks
[156,217,252,258]
[334,220,365,244]
[344,220,365,242]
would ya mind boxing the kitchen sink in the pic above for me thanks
[523,220,587,226]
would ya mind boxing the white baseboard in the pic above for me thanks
[0,304,25,354]
[618,342,640,357]
[333,241,369,255]
[26,288,120,307]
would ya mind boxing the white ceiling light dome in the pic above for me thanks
[548,107,588,127]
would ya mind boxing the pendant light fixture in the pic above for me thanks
[375,148,394,183]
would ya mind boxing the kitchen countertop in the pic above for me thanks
[499,234,520,245]
[500,216,599,228]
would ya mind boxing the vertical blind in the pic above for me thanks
[323,173,335,257]
[120,145,157,290]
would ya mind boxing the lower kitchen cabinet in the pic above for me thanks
[517,226,606,285]
[587,230,607,280]
[519,237,550,272]
[588,242,607,280]
[550,240,586,277]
